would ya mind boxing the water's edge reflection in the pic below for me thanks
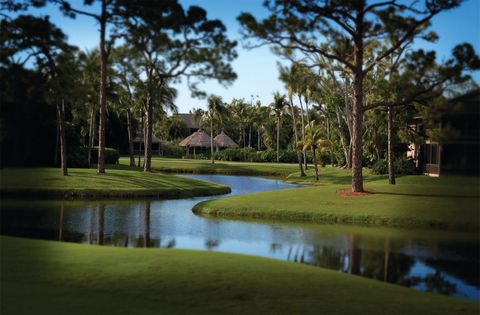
[1,175,478,300]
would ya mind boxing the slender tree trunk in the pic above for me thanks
[335,103,350,168]
[387,106,396,184]
[138,113,144,167]
[54,111,59,166]
[144,94,153,171]
[288,93,305,176]
[97,0,107,174]
[351,14,365,192]
[298,95,308,170]
[88,108,95,167]
[257,126,261,150]
[276,116,280,162]
[303,96,311,124]
[210,117,215,164]
[313,148,319,181]
[57,99,68,176]
[248,126,252,147]
[126,108,135,167]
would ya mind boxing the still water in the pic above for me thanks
[1,175,478,300]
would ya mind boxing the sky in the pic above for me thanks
[24,0,480,113]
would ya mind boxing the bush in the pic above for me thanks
[278,150,298,163]
[163,145,185,158]
[394,157,418,175]
[259,149,277,162]
[371,159,388,175]
[216,147,256,161]
[67,146,89,168]
[371,158,418,175]
[67,146,119,168]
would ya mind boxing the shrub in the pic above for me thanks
[371,158,418,175]
[371,159,388,175]
[163,145,185,158]
[259,149,277,162]
[66,146,119,167]
[278,150,298,163]
[67,146,89,168]
[394,157,418,175]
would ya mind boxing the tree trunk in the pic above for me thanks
[248,126,252,147]
[88,108,95,167]
[313,148,319,181]
[387,106,396,184]
[57,99,68,176]
[334,103,351,168]
[298,95,308,170]
[210,117,215,164]
[257,126,261,150]
[97,0,107,174]
[138,113,144,167]
[144,92,153,171]
[288,93,305,176]
[276,116,280,162]
[126,108,135,167]
[54,116,59,166]
[351,15,365,192]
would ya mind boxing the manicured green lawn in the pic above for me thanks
[0,167,230,198]
[1,236,477,315]
[119,156,299,177]
[194,168,480,231]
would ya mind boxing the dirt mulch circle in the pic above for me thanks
[336,189,374,197]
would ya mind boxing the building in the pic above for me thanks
[132,132,163,156]
[410,89,480,177]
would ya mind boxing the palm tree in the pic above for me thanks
[143,82,177,171]
[270,92,288,162]
[303,120,331,180]
[279,65,306,176]
[207,96,226,164]
[193,96,226,164]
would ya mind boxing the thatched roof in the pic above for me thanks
[133,132,162,143]
[214,131,239,148]
[179,130,217,147]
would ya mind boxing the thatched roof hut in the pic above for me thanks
[179,130,217,147]
[214,131,238,148]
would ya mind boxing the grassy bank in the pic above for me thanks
[1,236,477,315]
[120,156,299,177]
[194,169,480,231]
[0,167,230,199]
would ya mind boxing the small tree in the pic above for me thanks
[303,121,330,181]
[270,92,288,162]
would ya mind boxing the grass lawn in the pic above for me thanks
[194,168,480,231]
[1,236,477,315]
[120,156,299,177]
[0,167,230,199]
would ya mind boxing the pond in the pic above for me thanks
[1,174,478,300]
